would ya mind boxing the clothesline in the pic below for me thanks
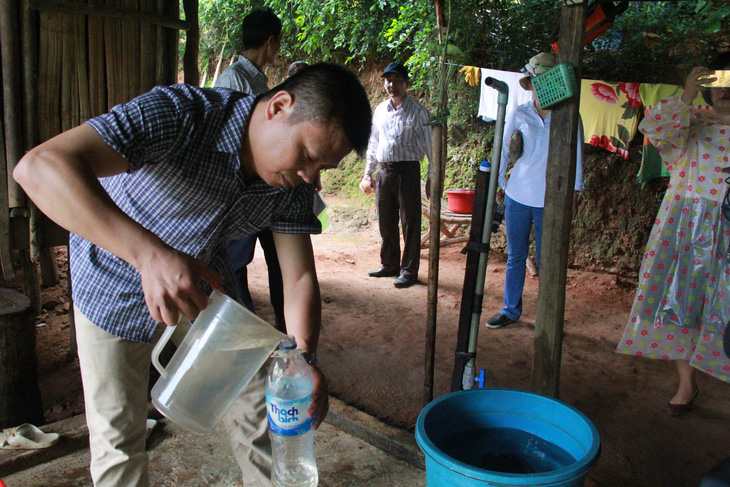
[440,59,696,73]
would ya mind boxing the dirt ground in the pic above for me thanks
[32,195,730,487]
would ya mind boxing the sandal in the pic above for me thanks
[0,423,60,449]
[667,387,699,417]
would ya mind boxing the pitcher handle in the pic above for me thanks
[151,324,177,379]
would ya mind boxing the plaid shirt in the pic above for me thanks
[72,84,320,342]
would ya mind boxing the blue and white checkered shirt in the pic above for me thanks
[71,84,320,342]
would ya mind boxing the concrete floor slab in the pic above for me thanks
[2,398,426,486]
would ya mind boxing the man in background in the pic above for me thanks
[215,8,287,330]
[360,62,432,289]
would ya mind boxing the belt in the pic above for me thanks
[380,161,418,170]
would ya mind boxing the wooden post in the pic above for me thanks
[1,0,25,209]
[0,0,21,281]
[160,0,179,86]
[424,0,449,406]
[424,124,443,406]
[182,0,199,86]
[0,288,44,428]
[531,2,587,397]
[139,0,157,92]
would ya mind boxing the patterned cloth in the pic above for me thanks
[580,79,642,160]
[365,95,433,177]
[616,95,730,381]
[74,84,320,343]
[637,84,709,184]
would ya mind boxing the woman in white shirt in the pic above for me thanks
[486,52,584,329]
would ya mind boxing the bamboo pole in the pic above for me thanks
[60,11,78,131]
[139,0,156,91]
[87,0,106,115]
[156,0,178,86]
[39,12,63,141]
[121,0,141,102]
[154,0,165,85]
[75,0,91,123]
[424,124,443,406]
[163,0,179,85]
[531,2,587,398]
[21,0,39,151]
[0,100,13,280]
[22,0,56,285]
[28,0,190,30]
[211,42,227,86]
[104,0,119,108]
[424,0,450,406]
[182,0,198,85]
[1,0,26,209]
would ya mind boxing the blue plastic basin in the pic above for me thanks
[415,388,600,486]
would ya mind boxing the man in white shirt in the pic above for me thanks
[360,62,433,289]
[486,52,584,328]
[215,9,287,330]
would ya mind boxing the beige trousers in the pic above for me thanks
[75,309,272,486]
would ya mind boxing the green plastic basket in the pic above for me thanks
[532,63,578,109]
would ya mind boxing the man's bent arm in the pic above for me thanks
[13,124,220,325]
[272,231,328,428]
[272,232,321,353]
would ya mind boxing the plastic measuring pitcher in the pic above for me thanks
[151,289,285,434]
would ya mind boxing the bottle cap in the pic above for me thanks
[279,336,297,350]
[479,160,491,172]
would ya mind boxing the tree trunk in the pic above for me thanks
[0,288,44,428]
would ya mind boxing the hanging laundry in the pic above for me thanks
[579,79,641,160]
[460,65,480,86]
[637,84,709,183]
[478,68,533,122]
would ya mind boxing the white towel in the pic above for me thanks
[478,68,534,122]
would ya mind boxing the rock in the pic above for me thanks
[42,299,61,310]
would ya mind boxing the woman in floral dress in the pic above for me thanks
[617,54,730,416]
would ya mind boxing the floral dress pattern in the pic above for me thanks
[616,96,730,382]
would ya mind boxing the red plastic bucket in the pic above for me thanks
[445,189,475,214]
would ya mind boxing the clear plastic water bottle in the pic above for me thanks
[266,336,318,487]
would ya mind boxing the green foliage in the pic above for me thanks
[320,153,370,200]
[192,0,728,273]
[586,1,727,83]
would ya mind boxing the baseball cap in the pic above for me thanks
[382,62,409,81]
[519,52,557,90]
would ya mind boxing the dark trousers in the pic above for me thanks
[376,161,421,278]
[228,229,286,332]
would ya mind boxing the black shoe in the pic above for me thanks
[368,267,399,278]
[394,275,417,289]
[485,313,516,329]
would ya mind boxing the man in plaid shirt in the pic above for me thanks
[15,63,371,486]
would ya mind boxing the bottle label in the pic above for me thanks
[266,392,313,436]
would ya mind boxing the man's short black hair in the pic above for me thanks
[241,9,281,50]
[702,52,730,106]
[287,61,309,78]
[259,63,372,157]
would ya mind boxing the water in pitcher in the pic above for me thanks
[152,335,274,434]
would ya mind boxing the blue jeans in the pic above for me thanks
[500,194,543,321]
